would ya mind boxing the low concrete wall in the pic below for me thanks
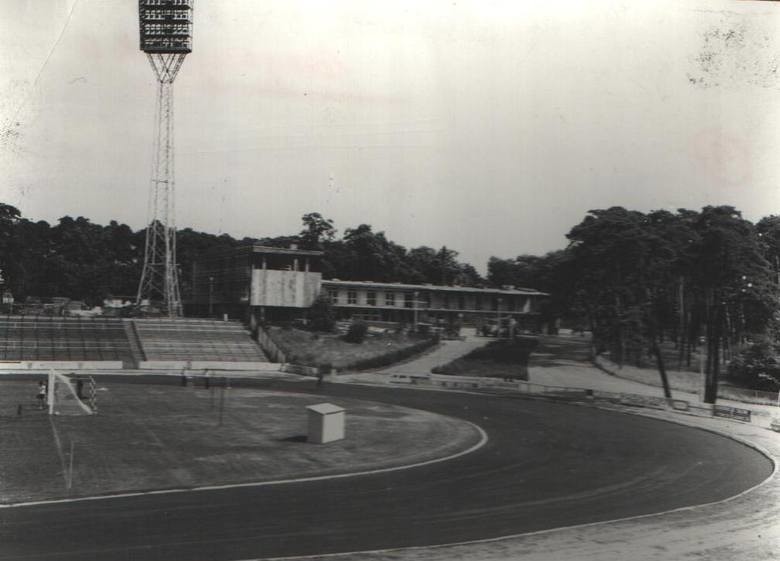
[190,361,279,371]
[281,363,319,376]
[0,361,123,370]
[256,327,287,363]
[424,372,764,426]
[138,361,278,371]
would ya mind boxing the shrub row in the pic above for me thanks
[431,337,538,375]
[340,335,440,372]
[462,337,538,363]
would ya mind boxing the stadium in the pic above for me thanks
[2,2,780,561]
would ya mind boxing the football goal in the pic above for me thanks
[48,370,94,416]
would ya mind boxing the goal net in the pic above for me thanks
[48,370,93,416]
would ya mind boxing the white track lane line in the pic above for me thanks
[241,404,779,561]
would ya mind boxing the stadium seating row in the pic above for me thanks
[0,316,134,362]
[0,316,268,364]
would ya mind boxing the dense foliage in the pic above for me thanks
[4,202,779,395]
[0,205,483,306]
[488,206,780,399]
[343,321,369,344]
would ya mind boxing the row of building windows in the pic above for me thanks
[327,289,527,311]
[334,290,410,307]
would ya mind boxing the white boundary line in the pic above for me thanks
[0,419,488,509]
[47,415,69,491]
[236,398,780,561]
[5,380,776,561]
[239,393,779,561]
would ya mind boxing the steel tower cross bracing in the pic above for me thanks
[136,0,193,317]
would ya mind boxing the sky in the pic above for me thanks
[2,0,780,274]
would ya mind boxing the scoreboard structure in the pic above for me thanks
[139,0,193,54]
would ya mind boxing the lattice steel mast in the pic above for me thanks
[136,0,193,317]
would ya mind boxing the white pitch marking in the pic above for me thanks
[0,419,487,509]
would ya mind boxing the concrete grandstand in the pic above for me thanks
[0,315,267,368]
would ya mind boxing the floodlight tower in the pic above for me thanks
[136,0,194,317]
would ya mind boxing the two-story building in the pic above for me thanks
[190,245,546,331]
[321,280,544,330]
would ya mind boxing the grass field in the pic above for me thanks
[269,327,434,369]
[0,379,480,504]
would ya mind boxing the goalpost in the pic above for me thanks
[47,370,94,416]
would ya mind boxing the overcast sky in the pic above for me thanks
[2,0,780,273]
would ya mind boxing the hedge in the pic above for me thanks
[340,336,440,372]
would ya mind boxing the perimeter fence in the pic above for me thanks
[390,372,768,426]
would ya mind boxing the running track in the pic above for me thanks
[0,381,772,561]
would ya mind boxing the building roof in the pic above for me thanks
[249,244,324,257]
[321,279,547,296]
[197,244,324,261]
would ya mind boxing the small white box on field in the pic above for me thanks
[306,403,345,444]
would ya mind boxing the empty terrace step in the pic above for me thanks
[132,319,268,362]
[0,315,134,362]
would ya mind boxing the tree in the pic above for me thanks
[309,293,336,332]
[0,204,21,289]
[688,206,777,402]
[561,205,778,402]
[299,212,336,250]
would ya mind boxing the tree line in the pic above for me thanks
[0,205,483,306]
[3,202,778,395]
[487,206,780,399]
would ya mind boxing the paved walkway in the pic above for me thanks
[338,332,779,425]
[527,335,779,427]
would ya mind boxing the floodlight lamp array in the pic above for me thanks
[139,0,193,54]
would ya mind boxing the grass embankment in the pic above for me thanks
[268,327,438,371]
[0,380,480,503]
[535,335,777,404]
[432,337,539,380]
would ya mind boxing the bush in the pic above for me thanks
[465,337,538,363]
[728,337,780,390]
[431,337,539,380]
[309,294,336,332]
[317,362,333,375]
[343,321,369,344]
[343,336,439,371]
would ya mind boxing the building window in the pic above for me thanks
[475,297,482,311]
[347,290,357,305]
[385,292,396,306]
[442,294,449,309]
[367,291,376,306]
[404,293,414,308]
[458,295,465,310]
[328,289,339,304]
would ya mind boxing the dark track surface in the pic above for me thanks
[0,379,773,561]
